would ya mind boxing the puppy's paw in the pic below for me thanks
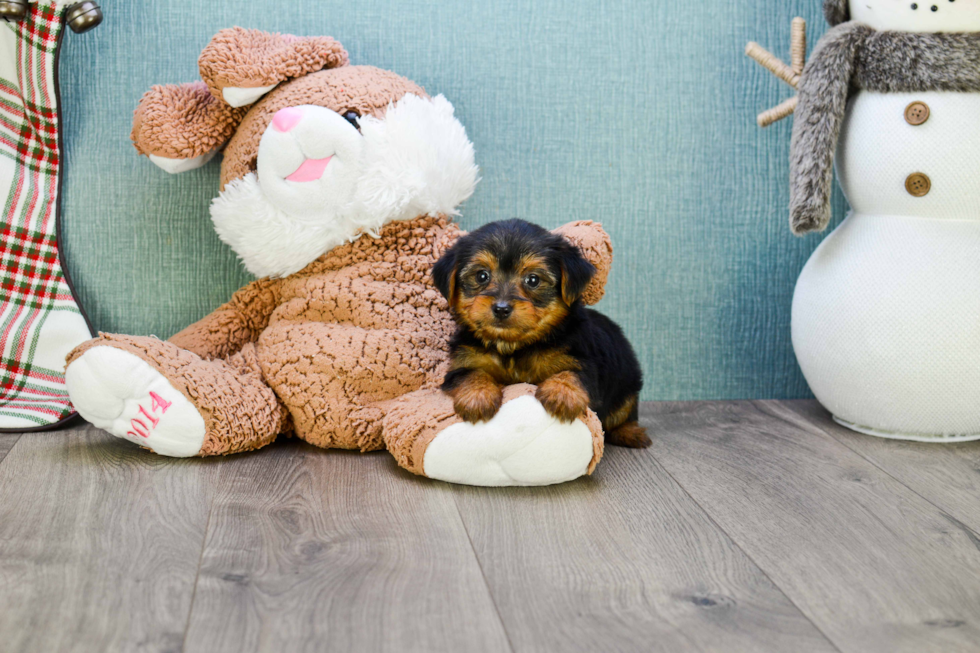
[448,371,504,423]
[536,371,589,423]
[454,394,502,423]
[606,421,651,449]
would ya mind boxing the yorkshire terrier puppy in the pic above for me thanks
[433,219,649,448]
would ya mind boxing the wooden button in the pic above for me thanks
[905,101,930,126]
[905,172,931,197]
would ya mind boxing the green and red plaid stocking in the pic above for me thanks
[0,1,93,431]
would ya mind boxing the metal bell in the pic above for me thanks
[65,1,102,33]
[0,0,28,22]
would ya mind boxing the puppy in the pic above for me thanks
[432,219,649,448]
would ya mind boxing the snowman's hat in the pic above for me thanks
[824,0,849,25]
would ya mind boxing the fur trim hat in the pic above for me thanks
[824,0,849,25]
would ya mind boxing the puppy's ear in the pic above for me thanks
[432,246,459,303]
[558,242,596,306]
[552,221,612,305]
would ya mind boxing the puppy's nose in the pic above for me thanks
[272,107,304,133]
[492,302,513,319]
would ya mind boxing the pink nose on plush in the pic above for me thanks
[272,107,304,133]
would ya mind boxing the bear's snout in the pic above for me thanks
[272,107,304,133]
[253,104,365,219]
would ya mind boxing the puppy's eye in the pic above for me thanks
[342,110,360,131]
[524,274,541,288]
[475,270,491,285]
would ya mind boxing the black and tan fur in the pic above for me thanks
[433,219,648,448]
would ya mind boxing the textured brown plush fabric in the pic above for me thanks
[219,66,426,189]
[169,277,282,360]
[67,335,288,456]
[131,82,247,159]
[198,27,349,102]
[255,215,462,450]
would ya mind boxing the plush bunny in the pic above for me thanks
[779,2,980,440]
[64,28,614,485]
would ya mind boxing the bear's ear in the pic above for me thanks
[551,221,613,306]
[132,82,247,174]
[198,28,349,108]
[824,0,849,26]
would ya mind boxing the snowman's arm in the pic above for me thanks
[790,22,871,235]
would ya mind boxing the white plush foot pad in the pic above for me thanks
[65,346,206,457]
[423,395,595,487]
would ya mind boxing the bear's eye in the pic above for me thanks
[342,110,360,131]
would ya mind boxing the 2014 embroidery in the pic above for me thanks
[126,392,172,439]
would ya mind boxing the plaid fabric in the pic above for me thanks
[0,2,92,430]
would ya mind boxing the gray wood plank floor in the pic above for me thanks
[0,401,978,653]
[0,431,22,463]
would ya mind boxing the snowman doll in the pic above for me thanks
[750,0,980,441]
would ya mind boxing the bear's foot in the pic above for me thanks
[65,345,206,457]
[425,394,597,486]
[66,334,287,457]
[384,385,604,487]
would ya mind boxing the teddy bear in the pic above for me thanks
[63,28,617,485]
[756,1,980,441]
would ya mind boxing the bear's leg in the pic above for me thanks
[65,334,288,457]
[382,384,604,487]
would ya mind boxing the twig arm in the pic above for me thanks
[791,17,807,75]
[745,42,800,88]
[745,18,808,127]
[758,96,798,128]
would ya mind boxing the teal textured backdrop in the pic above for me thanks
[58,0,847,401]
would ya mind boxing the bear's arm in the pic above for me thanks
[168,277,283,360]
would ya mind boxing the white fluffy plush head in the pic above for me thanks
[211,93,479,278]
[831,0,980,31]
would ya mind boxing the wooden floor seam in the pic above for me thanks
[450,491,518,653]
